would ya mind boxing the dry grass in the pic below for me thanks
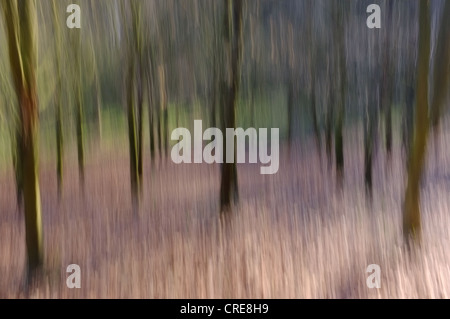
[1,120,450,299]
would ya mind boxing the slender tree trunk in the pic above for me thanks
[335,90,344,182]
[385,98,392,154]
[164,107,169,156]
[430,0,450,135]
[334,2,346,184]
[307,1,321,158]
[2,0,43,276]
[325,82,333,166]
[402,85,415,162]
[156,93,162,158]
[364,86,378,196]
[382,0,394,157]
[127,59,140,211]
[52,0,63,197]
[403,0,431,244]
[137,69,144,180]
[12,130,23,209]
[70,27,85,186]
[146,43,156,160]
[21,96,43,274]
[210,0,220,153]
[75,84,85,185]
[220,0,243,212]
[147,75,155,159]
[158,65,169,157]
[310,70,321,158]
[94,72,102,142]
[55,90,63,197]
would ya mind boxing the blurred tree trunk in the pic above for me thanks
[364,85,378,195]
[55,85,64,196]
[307,2,320,158]
[403,0,431,244]
[135,59,144,181]
[93,69,102,142]
[285,14,297,152]
[137,68,144,180]
[69,25,85,186]
[123,1,143,211]
[67,14,85,186]
[133,1,144,179]
[159,65,169,157]
[220,0,243,212]
[402,85,415,162]
[75,79,85,185]
[334,1,347,184]
[52,0,64,197]
[430,0,450,136]
[147,45,156,160]
[89,2,103,144]
[382,0,394,157]
[325,61,334,166]
[2,0,43,276]
[156,85,162,157]
[147,81,155,159]
[12,130,23,209]
[127,59,139,209]
[310,77,320,156]
[401,5,418,165]
[364,29,380,196]
[211,0,220,129]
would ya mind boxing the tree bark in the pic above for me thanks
[2,0,43,276]
[137,68,144,180]
[430,0,450,133]
[403,0,431,244]
[52,0,64,197]
[334,2,347,184]
[382,0,394,156]
[127,60,140,211]
[220,0,243,212]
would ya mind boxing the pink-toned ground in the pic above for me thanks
[1,120,450,298]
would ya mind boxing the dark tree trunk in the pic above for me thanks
[137,70,144,180]
[403,0,431,244]
[75,85,85,185]
[12,130,23,209]
[430,0,450,135]
[2,0,43,278]
[127,61,140,212]
[220,0,243,212]
[382,0,394,157]
[364,87,378,196]
[52,0,64,198]
[334,2,347,185]
[55,91,63,197]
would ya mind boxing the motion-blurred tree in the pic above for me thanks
[52,0,64,197]
[364,29,380,196]
[402,0,431,243]
[430,0,450,138]
[381,0,395,157]
[68,7,85,185]
[220,0,244,212]
[333,0,348,185]
[1,0,43,277]
[307,1,321,158]
[121,0,141,211]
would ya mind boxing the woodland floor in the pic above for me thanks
[1,118,450,298]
